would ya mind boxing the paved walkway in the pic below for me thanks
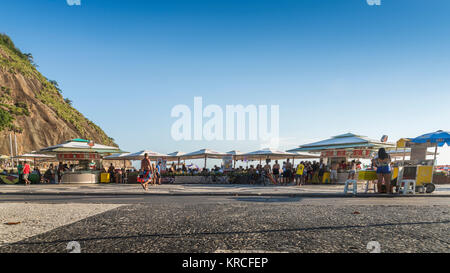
[1,183,449,197]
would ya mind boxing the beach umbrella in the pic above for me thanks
[167,151,186,166]
[410,130,450,147]
[227,150,244,168]
[242,148,297,164]
[120,150,168,161]
[288,151,321,166]
[182,149,230,169]
[103,153,131,168]
[14,152,56,168]
[411,130,450,162]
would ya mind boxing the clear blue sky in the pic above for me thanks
[2,0,449,164]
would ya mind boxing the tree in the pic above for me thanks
[64,98,73,106]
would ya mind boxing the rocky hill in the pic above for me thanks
[0,34,117,155]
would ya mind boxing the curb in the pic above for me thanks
[1,191,449,198]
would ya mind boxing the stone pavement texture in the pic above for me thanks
[0,196,449,253]
[0,203,123,247]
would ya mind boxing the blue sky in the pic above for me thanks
[1,0,449,164]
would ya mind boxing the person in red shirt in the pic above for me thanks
[23,162,31,185]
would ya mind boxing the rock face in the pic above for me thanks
[0,34,116,155]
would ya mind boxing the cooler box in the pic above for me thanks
[416,166,433,186]
[100,173,110,183]
[358,170,377,181]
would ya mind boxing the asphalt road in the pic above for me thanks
[1,195,449,253]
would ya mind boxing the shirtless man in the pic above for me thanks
[140,153,153,190]
[272,160,280,184]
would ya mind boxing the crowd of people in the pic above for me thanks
[132,153,365,189]
[1,148,399,194]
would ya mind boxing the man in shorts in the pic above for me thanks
[23,161,31,185]
[272,160,280,184]
[155,162,162,185]
[140,153,153,190]
[295,162,305,186]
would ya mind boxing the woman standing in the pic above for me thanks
[375,148,392,193]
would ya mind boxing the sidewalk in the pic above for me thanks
[1,183,450,197]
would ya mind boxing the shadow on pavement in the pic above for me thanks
[6,219,450,246]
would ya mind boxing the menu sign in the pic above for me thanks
[321,149,372,158]
[57,153,100,160]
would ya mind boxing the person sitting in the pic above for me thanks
[44,164,55,184]
[33,167,42,183]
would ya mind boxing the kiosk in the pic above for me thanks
[39,139,126,184]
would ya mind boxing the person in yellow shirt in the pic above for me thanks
[295,162,305,186]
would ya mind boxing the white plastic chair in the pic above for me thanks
[344,180,358,195]
[399,179,416,195]
[364,180,377,193]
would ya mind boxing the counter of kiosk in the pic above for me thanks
[61,170,101,184]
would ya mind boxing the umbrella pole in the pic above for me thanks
[204,155,207,170]
[433,144,438,163]
[431,143,438,184]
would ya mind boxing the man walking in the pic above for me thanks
[23,161,31,185]
[140,153,153,190]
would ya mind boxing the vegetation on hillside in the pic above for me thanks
[0,85,27,132]
[0,33,116,146]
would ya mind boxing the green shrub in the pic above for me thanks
[0,108,14,131]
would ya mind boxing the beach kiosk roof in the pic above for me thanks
[40,139,125,154]
[287,133,395,153]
